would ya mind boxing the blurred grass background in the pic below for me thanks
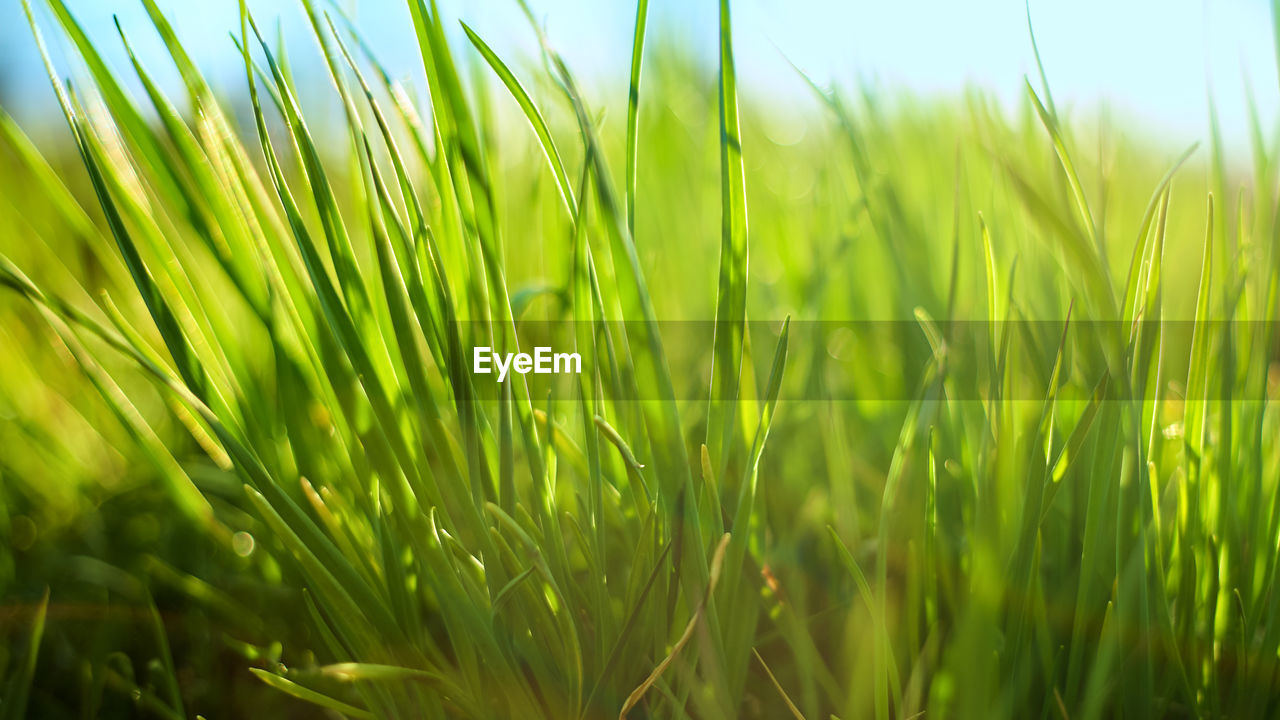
[0,0,1278,718]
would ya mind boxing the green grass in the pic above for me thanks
[1,0,1279,718]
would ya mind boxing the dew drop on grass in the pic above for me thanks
[232,531,255,557]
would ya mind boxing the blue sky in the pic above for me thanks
[1,0,1276,155]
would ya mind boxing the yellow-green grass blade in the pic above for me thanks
[1024,80,1116,319]
[240,15,452,530]
[357,133,486,546]
[25,0,212,405]
[453,20,591,548]
[461,22,575,218]
[328,22,473,483]
[1119,145,1198,324]
[752,648,807,720]
[40,0,193,223]
[249,668,374,720]
[326,17,452,367]
[0,109,107,270]
[1024,0,1059,121]
[1184,195,1215,461]
[144,592,185,717]
[582,539,671,719]
[245,18,380,354]
[721,318,789,704]
[5,246,403,655]
[1005,308,1072,675]
[0,589,48,720]
[706,0,750,480]
[114,20,269,320]
[0,269,221,537]
[408,4,551,515]
[547,50,690,494]
[625,0,651,236]
[828,526,894,720]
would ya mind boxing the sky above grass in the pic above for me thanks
[1,0,1275,157]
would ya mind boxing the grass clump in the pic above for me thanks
[1,0,1279,718]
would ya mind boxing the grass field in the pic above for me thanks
[1,0,1279,717]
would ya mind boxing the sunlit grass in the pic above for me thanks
[1,0,1279,718]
